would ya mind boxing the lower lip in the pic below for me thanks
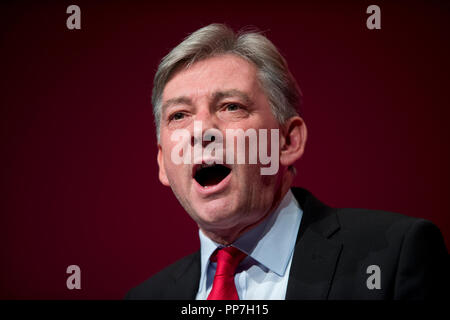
[193,171,232,196]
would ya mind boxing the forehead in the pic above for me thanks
[162,54,261,103]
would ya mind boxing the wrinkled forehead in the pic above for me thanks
[162,54,261,106]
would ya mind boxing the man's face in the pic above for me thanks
[157,54,283,237]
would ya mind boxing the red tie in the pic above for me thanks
[207,246,247,300]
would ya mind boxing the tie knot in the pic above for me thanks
[211,246,247,276]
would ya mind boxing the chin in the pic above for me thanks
[194,199,240,226]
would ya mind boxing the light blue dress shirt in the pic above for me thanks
[195,190,303,300]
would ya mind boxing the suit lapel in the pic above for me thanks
[286,188,343,300]
[285,228,342,299]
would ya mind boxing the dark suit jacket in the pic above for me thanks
[126,187,449,300]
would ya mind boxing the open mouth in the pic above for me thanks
[194,163,231,188]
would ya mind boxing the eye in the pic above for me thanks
[170,112,185,121]
[225,103,242,112]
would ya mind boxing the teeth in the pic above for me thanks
[196,163,218,173]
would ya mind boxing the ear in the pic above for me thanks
[280,116,307,167]
[157,144,170,186]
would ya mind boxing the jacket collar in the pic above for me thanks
[285,187,342,299]
[164,187,342,300]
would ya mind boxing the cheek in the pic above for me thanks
[164,156,181,175]
[163,152,191,186]
[234,164,275,188]
[161,149,178,178]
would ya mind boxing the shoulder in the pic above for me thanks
[336,207,448,254]
[336,207,417,235]
[292,187,442,243]
[292,186,447,266]
[326,203,445,256]
[125,251,200,300]
[335,207,445,247]
[292,187,448,299]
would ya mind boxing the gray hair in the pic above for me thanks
[152,23,302,140]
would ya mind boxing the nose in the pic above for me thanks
[191,107,221,148]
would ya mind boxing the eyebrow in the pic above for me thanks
[161,96,193,114]
[161,89,254,114]
[211,89,253,106]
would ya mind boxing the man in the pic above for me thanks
[126,24,448,299]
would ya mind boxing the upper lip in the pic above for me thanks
[192,160,232,178]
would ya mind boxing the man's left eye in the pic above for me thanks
[225,103,241,111]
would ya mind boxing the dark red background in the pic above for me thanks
[1,0,449,299]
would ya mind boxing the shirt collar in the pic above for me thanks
[198,189,303,283]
